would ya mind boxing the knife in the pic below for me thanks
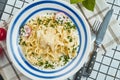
[75,9,113,79]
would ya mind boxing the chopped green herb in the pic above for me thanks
[69,38,72,42]
[44,61,54,68]
[19,38,22,44]
[50,24,55,28]
[64,22,76,30]
[63,55,70,65]
[67,36,70,39]
[59,57,61,61]
[68,48,70,50]
[37,18,41,25]
[63,16,65,19]
[45,61,48,64]
[72,47,77,53]
[38,57,41,59]
[60,20,63,24]
[67,36,73,42]
[32,52,35,55]
[68,30,71,33]
[21,28,25,33]
[38,61,44,66]
[72,25,76,29]
[66,22,71,26]
[22,41,27,46]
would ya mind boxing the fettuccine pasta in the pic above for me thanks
[19,12,79,69]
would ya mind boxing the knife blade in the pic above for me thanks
[75,9,113,80]
[95,9,113,45]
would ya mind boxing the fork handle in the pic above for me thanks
[0,74,4,80]
[74,49,98,80]
[86,50,97,75]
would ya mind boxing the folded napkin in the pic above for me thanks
[75,0,120,50]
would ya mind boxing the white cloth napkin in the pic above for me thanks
[75,0,120,49]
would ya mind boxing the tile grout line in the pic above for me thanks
[92,69,120,79]
[0,62,12,70]
[113,60,120,80]
[104,46,117,80]
[93,51,106,79]
[0,44,21,80]
[95,61,120,70]
[116,10,120,20]
[8,0,17,17]
[0,0,8,19]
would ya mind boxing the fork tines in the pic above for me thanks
[92,20,101,34]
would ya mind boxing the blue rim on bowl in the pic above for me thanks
[7,0,91,80]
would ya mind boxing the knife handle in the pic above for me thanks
[86,49,98,75]
[74,51,98,80]
[74,46,99,80]
[74,67,84,80]
[0,74,4,80]
[74,63,91,80]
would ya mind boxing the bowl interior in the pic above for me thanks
[7,0,91,80]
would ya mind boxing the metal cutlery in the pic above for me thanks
[0,74,4,80]
[73,20,101,79]
[75,9,113,80]
[91,20,101,42]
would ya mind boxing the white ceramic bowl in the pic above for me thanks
[7,0,91,80]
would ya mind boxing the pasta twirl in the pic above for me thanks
[19,12,79,69]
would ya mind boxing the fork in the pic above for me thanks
[74,20,101,80]
[91,20,101,42]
